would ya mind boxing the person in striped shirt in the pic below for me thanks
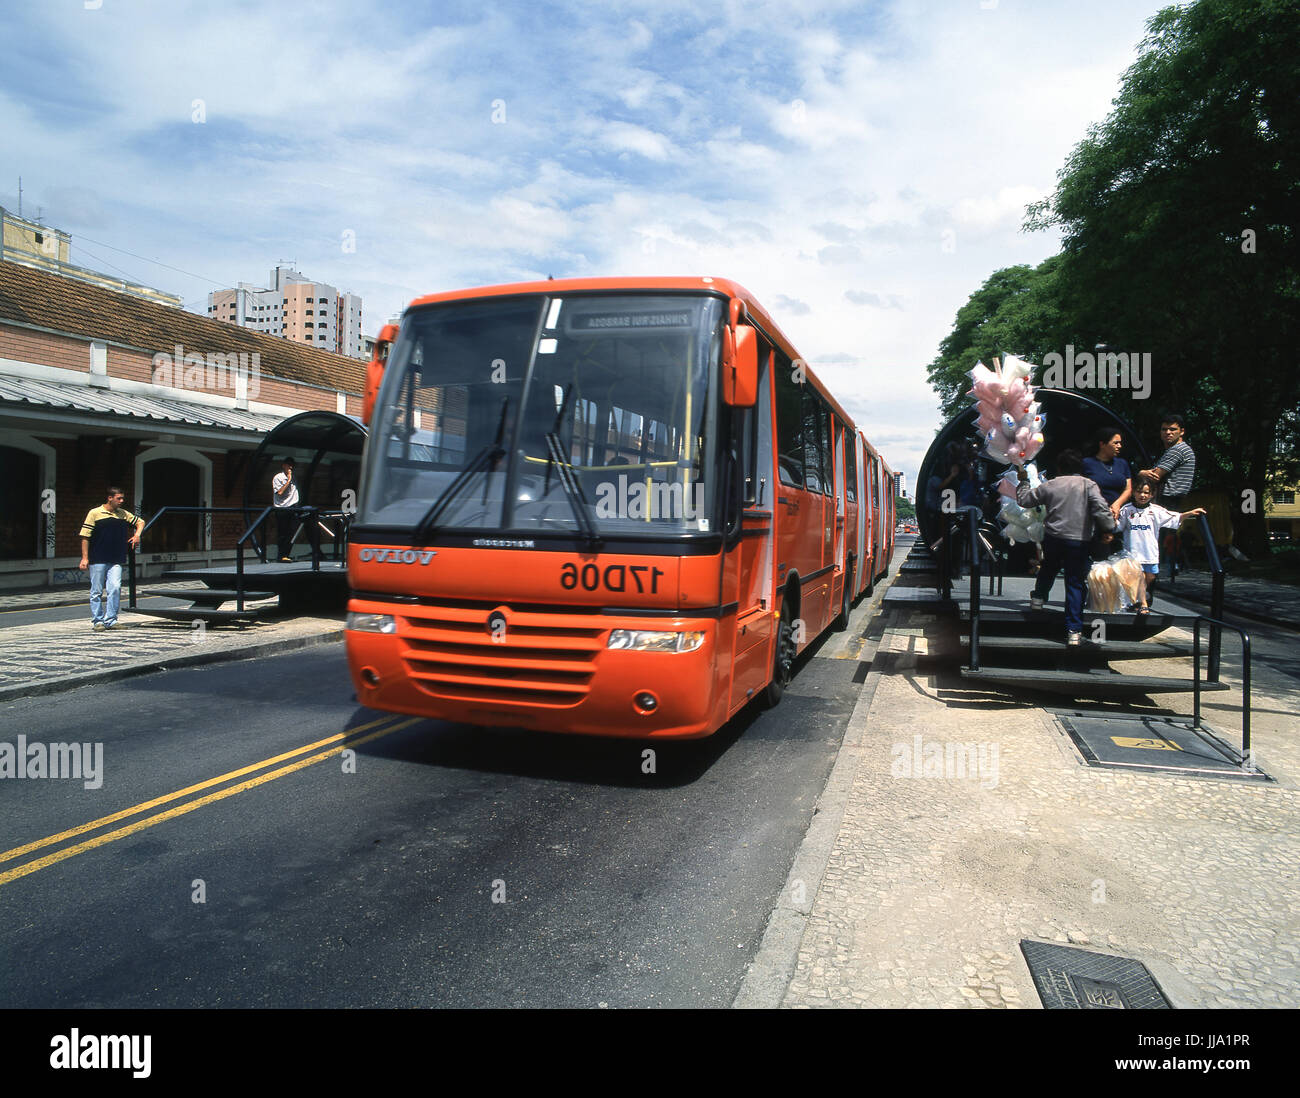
[1139,414,1196,583]
[78,487,144,631]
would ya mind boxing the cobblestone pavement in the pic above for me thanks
[0,581,199,611]
[0,608,343,701]
[773,610,1300,1009]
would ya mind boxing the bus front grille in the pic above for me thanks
[399,604,604,708]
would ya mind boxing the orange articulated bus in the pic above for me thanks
[346,277,896,739]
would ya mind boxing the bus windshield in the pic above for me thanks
[359,293,722,537]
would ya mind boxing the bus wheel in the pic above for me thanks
[762,609,796,708]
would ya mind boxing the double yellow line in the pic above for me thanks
[0,714,418,887]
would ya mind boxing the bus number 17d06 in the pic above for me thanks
[560,562,665,594]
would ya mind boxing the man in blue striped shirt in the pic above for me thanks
[1140,415,1196,582]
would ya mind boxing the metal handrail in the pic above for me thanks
[128,504,352,612]
[129,506,259,609]
[1192,615,1252,767]
[1193,512,1227,679]
[967,507,982,672]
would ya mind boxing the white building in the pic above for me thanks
[208,265,365,359]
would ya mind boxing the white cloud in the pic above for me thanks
[0,0,1172,489]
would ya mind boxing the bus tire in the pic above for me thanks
[761,605,796,708]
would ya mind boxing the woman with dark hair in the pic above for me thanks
[1016,448,1117,644]
[1081,427,1132,521]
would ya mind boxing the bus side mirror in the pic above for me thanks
[362,323,399,426]
[724,324,758,407]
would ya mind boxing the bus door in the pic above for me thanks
[853,432,869,596]
[728,340,775,712]
[871,455,885,579]
[833,419,846,607]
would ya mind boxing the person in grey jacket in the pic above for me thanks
[1017,449,1117,644]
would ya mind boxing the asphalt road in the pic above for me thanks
[0,622,869,1008]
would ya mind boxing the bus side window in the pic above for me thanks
[800,385,826,493]
[775,353,803,488]
[844,425,857,502]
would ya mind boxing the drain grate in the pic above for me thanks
[1020,941,1172,1009]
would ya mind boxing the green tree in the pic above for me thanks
[926,255,1082,420]
[895,495,916,522]
[1025,0,1300,554]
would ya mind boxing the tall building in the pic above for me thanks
[0,206,183,308]
[207,265,365,359]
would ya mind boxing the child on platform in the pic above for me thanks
[1117,474,1205,615]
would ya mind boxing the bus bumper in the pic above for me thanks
[345,598,723,739]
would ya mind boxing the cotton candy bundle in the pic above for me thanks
[994,464,1046,545]
[967,355,1045,467]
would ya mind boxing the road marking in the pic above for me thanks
[0,715,419,886]
[1111,736,1183,751]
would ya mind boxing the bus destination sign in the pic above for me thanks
[571,310,694,331]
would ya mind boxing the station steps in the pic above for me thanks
[958,635,1184,661]
[958,666,1229,696]
[130,579,280,624]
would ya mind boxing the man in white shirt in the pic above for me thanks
[273,457,299,561]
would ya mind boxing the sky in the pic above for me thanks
[0,0,1174,491]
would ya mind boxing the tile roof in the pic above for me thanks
[0,374,284,435]
[0,259,364,394]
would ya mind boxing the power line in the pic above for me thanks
[70,231,228,287]
[69,243,151,285]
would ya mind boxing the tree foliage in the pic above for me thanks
[926,255,1080,420]
[931,0,1299,553]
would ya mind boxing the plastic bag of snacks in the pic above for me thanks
[1087,552,1143,612]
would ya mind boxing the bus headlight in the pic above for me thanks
[607,629,705,653]
[347,612,397,634]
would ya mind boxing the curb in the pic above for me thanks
[0,630,345,703]
[732,569,901,1009]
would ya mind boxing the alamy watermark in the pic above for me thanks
[890,734,999,789]
[152,344,262,399]
[594,474,703,522]
[0,735,103,789]
[1041,345,1151,399]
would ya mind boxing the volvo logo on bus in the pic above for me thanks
[357,548,438,564]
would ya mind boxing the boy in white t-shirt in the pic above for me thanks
[1116,474,1205,614]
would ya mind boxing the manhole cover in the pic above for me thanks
[1020,941,1172,1009]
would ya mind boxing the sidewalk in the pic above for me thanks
[0,604,343,702]
[1163,568,1300,630]
[739,592,1300,1009]
[1,580,203,611]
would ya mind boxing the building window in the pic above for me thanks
[1276,490,1296,505]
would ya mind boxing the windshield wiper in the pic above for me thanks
[543,383,601,547]
[413,397,509,541]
